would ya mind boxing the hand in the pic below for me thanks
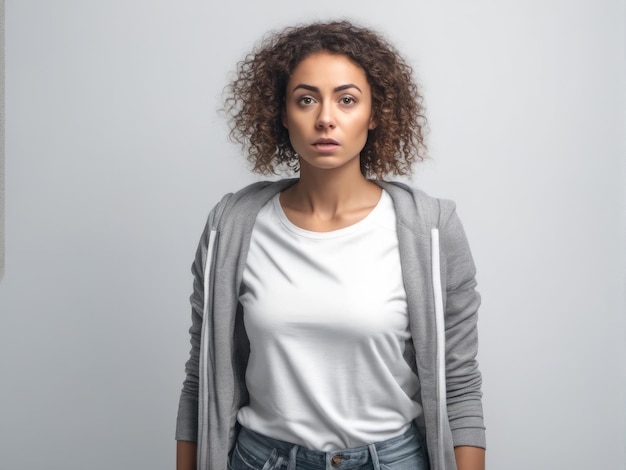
[454,446,485,470]
[176,440,197,470]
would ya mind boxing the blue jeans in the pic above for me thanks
[229,425,428,470]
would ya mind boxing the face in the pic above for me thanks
[282,52,376,173]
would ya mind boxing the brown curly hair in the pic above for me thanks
[224,20,427,178]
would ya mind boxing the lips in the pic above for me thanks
[313,138,339,145]
[312,138,340,153]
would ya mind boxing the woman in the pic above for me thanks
[176,21,485,470]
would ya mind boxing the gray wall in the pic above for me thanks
[2,1,625,469]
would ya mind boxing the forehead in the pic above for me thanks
[287,52,369,89]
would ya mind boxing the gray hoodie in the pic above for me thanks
[176,179,485,470]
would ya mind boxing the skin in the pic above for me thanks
[176,51,485,470]
[176,441,196,470]
[455,446,486,470]
[279,52,381,232]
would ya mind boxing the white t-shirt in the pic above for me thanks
[237,190,422,451]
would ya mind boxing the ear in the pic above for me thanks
[368,114,377,130]
[281,106,288,129]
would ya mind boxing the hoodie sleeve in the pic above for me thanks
[438,200,486,449]
[175,214,213,442]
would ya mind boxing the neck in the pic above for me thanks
[285,158,380,218]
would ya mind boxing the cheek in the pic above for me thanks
[359,114,374,134]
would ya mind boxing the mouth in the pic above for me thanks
[312,138,340,153]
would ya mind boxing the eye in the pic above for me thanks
[339,95,356,106]
[297,96,316,106]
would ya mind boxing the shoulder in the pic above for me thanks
[376,180,457,229]
[206,179,297,230]
[231,179,294,198]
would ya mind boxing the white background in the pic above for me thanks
[2,1,625,469]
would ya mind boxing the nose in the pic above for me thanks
[316,102,336,129]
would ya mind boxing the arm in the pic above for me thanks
[175,219,213,462]
[455,446,485,470]
[440,201,486,452]
[176,194,237,469]
[177,440,197,470]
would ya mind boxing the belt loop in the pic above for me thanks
[288,445,298,470]
[368,444,381,470]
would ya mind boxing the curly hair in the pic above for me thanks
[224,20,427,178]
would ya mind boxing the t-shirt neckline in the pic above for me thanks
[272,190,388,240]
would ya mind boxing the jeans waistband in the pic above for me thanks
[233,424,425,470]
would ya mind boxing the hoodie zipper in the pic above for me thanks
[198,229,218,470]
[431,228,447,469]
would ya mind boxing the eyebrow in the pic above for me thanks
[292,83,363,94]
